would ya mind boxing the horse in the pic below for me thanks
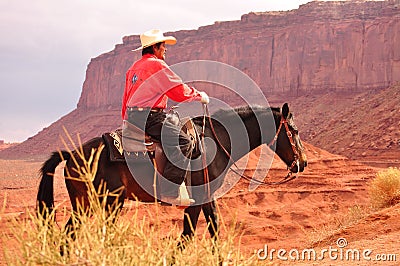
[37,103,307,242]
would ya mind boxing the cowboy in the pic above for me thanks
[121,29,209,206]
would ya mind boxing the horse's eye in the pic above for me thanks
[288,123,298,135]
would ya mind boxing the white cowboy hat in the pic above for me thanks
[132,29,177,51]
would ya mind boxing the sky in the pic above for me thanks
[0,0,311,143]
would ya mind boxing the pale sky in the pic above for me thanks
[0,0,310,142]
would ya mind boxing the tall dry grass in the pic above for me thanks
[308,167,400,246]
[2,143,262,265]
[368,167,400,209]
[306,204,369,246]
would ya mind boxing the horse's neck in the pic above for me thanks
[223,108,278,163]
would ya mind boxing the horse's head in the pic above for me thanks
[273,103,307,173]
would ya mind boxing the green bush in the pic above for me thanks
[368,167,400,209]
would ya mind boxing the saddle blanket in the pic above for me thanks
[102,127,151,162]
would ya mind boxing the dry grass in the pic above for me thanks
[307,167,400,246]
[368,167,400,209]
[1,143,262,265]
[306,205,369,246]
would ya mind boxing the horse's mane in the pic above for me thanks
[212,105,280,121]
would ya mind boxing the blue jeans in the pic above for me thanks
[127,109,193,197]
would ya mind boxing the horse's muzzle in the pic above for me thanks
[290,160,307,173]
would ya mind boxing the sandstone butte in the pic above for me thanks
[78,0,400,110]
[1,0,399,159]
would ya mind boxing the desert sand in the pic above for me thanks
[0,142,399,265]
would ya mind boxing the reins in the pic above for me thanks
[200,104,211,199]
[200,104,299,186]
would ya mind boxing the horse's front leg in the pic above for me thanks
[202,199,219,240]
[181,205,202,241]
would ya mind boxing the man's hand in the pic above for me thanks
[200,91,209,104]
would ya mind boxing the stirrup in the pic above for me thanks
[160,196,195,206]
[160,182,195,207]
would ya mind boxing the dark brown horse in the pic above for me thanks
[37,103,307,240]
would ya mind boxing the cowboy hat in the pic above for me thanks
[132,29,177,51]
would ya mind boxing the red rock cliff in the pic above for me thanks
[1,0,400,160]
[77,0,400,111]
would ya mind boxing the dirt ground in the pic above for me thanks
[0,142,399,265]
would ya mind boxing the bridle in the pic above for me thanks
[200,105,300,187]
[267,115,301,174]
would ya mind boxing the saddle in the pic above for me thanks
[102,117,201,206]
[102,117,200,163]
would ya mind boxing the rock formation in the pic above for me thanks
[78,0,400,110]
[1,0,399,159]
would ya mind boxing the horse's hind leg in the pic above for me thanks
[59,189,126,256]
[64,216,76,238]
[104,187,126,224]
[60,214,80,256]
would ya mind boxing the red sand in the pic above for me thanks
[1,142,398,265]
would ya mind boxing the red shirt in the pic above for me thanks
[121,54,202,119]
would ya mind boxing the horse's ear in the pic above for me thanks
[282,103,290,119]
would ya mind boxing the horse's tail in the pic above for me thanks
[37,150,71,218]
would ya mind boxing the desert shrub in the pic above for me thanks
[307,205,369,246]
[2,145,261,265]
[368,167,400,209]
